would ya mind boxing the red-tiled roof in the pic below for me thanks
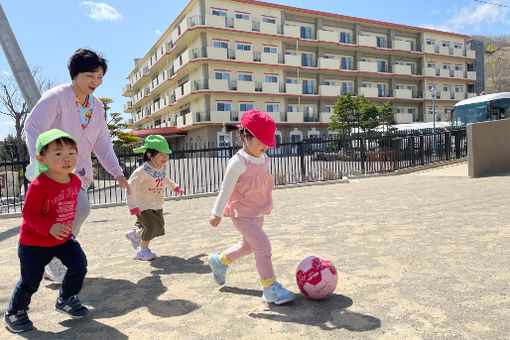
[130,127,187,137]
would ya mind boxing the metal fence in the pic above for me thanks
[0,128,467,214]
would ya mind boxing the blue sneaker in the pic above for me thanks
[262,282,294,304]
[55,295,89,319]
[4,310,33,333]
[208,254,227,285]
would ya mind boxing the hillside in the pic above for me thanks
[473,35,510,93]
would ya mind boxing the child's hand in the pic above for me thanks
[209,215,221,227]
[49,223,71,240]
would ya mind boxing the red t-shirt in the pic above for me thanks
[19,173,81,247]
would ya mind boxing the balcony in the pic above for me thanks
[454,92,466,101]
[320,111,333,124]
[235,49,254,62]
[283,25,300,38]
[287,111,304,123]
[237,80,255,92]
[261,52,279,64]
[453,70,464,78]
[284,54,300,66]
[123,101,133,112]
[393,40,412,51]
[258,21,277,34]
[424,44,437,54]
[233,18,251,31]
[396,113,413,123]
[393,64,413,76]
[466,49,475,59]
[262,82,280,93]
[209,78,230,91]
[453,48,463,57]
[424,91,441,100]
[394,88,413,99]
[286,83,301,95]
[466,71,476,80]
[358,87,378,97]
[359,61,378,73]
[207,47,228,59]
[439,46,450,55]
[425,68,437,77]
[318,57,340,69]
[439,69,451,78]
[122,83,133,96]
[206,14,227,28]
[358,35,377,47]
[319,85,340,96]
[317,30,339,42]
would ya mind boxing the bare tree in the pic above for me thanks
[0,66,54,161]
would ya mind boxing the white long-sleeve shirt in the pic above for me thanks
[25,83,123,188]
[126,162,179,213]
[211,150,266,217]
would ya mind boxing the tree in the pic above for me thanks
[0,66,53,161]
[0,133,27,162]
[378,102,397,133]
[328,94,380,136]
[99,97,140,148]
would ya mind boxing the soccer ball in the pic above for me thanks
[296,255,338,299]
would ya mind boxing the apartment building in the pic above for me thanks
[123,0,481,147]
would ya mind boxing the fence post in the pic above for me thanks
[445,131,451,160]
[419,135,425,166]
[454,130,461,158]
[299,140,306,181]
[360,137,365,173]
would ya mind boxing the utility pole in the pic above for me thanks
[0,3,40,109]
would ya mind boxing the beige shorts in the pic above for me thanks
[135,209,165,241]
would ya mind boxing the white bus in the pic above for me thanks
[451,92,510,128]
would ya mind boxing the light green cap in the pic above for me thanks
[31,129,77,180]
[133,135,172,154]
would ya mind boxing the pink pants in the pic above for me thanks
[225,216,274,280]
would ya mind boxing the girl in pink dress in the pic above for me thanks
[208,110,294,305]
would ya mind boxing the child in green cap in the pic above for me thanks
[125,135,184,261]
[4,129,89,333]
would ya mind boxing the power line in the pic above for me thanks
[473,0,510,9]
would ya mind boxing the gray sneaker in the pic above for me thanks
[4,310,33,333]
[55,295,89,319]
[125,228,141,250]
[44,257,67,283]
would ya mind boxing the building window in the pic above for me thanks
[340,32,351,44]
[286,78,298,84]
[324,80,335,86]
[427,62,436,68]
[237,72,253,81]
[426,40,435,45]
[235,12,250,20]
[442,41,450,47]
[264,74,278,83]
[266,103,280,112]
[377,84,386,97]
[302,80,314,94]
[454,65,463,71]
[287,105,298,112]
[376,36,386,48]
[214,71,230,80]
[301,53,313,67]
[340,57,351,70]
[300,26,312,39]
[377,61,386,72]
[216,101,232,111]
[239,102,254,111]
[455,86,463,93]
[454,43,462,49]
[341,82,353,95]
[262,16,276,24]
[236,42,251,51]
[263,45,277,54]
[211,8,227,17]
[212,40,229,49]
[443,64,451,70]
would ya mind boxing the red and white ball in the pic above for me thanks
[296,255,338,299]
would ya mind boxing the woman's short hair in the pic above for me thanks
[68,48,108,79]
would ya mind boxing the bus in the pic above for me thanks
[451,92,510,128]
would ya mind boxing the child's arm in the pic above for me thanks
[209,155,246,226]
[165,177,184,195]
[126,167,144,215]
[49,223,72,240]
[22,181,57,236]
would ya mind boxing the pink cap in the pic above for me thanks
[240,110,276,147]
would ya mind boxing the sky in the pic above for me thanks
[0,0,509,140]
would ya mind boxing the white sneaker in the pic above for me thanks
[44,258,67,283]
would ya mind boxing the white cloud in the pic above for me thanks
[2,71,9,76]
[155,29,162,35]
[423,3,510,34]
[81,2,122,21]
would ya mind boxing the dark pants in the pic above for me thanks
[7,236,87,314]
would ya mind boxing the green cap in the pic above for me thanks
[31,129,77,180]
[133,135,172,154]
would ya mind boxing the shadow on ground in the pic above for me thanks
[0,225,20,242]
[149,254,210,275]
[15,319,128,340]
[221,286,380,332]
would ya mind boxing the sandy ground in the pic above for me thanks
[0,163,509,339]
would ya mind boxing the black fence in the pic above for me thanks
[0,128,467,214]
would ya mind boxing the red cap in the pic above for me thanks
[240,110,276,147]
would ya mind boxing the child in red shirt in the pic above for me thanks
[4,129,89,333]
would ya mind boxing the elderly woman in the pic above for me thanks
[24,48,129,282]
